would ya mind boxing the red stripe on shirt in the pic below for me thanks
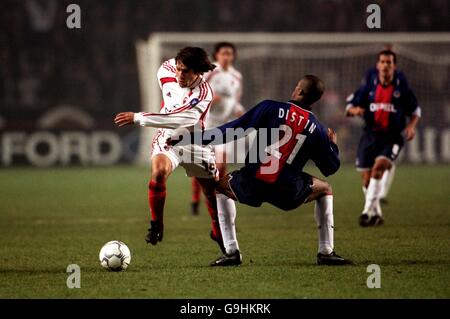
[200,82,207,100]
[163,62,176,73]
[205,81,213,100]
[373,84,394,131]
[160,77,177,86]
[163,66,174,74]
[199,101,212,129]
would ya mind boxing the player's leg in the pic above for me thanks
[361,170,371,195]
[210,173,241,266]
[362,156,392,226]
[380,163,396,203]
[145,153,175,245]
[215,147,228,179]
[356,132,373,197]
[304,176,352,265]
[180,147,229,254]
[195,177,225,252]
[190,177,201,215]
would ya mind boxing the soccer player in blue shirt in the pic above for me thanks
[169,75,352,266]
[346,50,421,226]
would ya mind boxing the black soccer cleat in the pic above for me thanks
[359,213,371,227]
[191,202,200,216]
[210,230,226,254]
[369,214,385,226]
[210,250,242,267]
[145,220,163,245]
[317,252,353,265]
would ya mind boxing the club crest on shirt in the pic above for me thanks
[190,98,200,106]
[393,90,401,98]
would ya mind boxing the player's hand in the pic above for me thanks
[347,106,364,117]
[404,124,416,141]
[114,112,135,127]
[328,128,337,144]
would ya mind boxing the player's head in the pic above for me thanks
[213,42,236,69]
[175,47,216,87]
[377,49,397,81]
[291,75,325,107]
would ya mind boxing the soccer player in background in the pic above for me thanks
[190,42,244,215]
[114,47,232,254]
[355,67,410,204]
[170,75,352,266]
[345,50,421,226]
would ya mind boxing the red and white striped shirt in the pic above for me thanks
[134,58,214,131]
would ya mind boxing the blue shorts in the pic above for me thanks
[228,169,313,211]
[356,131,403,171]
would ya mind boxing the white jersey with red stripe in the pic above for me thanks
[134,58,213,133]
[133,58,217,178]
[204,63,243,128]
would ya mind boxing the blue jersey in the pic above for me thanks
[346,68,420,136]
[196,99,340,183]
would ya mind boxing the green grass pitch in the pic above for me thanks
[0,164,449,298]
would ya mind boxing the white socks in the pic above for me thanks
[363,177,382,216]
[380,164,396,199]
[216,193,239,254]
[314,195,334,255]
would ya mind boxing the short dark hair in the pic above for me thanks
[377,49,397,64]
[213,42,237,59]
[175,47,216,73]
[301,75,325,105]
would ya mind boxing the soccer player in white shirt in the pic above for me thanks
[114,47,229,253]
[190,42,244,215]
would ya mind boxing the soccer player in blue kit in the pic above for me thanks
[346,50,421,227]
[169,75,352,266]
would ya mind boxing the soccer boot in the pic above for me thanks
[317,251,353,265]
[210,230,226,254]
[359,213,371,227]
[210,250,242,267]
[191,201,200,215]
[145,220,163,245]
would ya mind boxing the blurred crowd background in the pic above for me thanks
[0,0,449,166]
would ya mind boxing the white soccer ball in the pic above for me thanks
[99,240,131,271]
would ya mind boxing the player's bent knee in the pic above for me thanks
[372,159,391,179]
[151,167,170,183]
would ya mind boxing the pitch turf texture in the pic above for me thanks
[0,165,449,298]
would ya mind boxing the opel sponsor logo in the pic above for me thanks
[369,103,397,113]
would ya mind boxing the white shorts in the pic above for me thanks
[151,129,218,179]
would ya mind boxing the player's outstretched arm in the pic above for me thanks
[168,100,270,147]
[114,107,202,129]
